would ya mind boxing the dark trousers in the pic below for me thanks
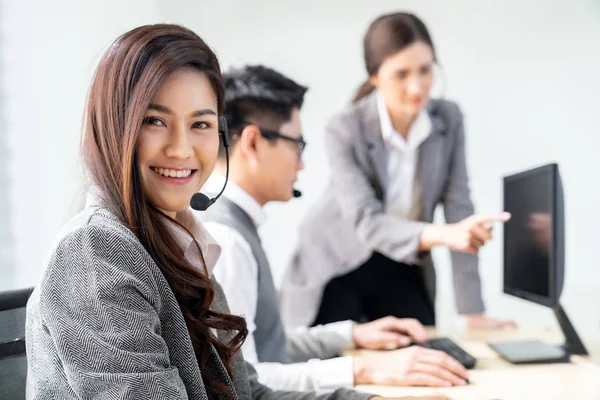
[312,252,436,326]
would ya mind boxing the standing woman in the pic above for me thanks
[25,24,383,400]
[281,12,514,330]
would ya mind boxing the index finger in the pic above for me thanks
[471,212,511,225]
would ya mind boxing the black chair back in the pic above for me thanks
[0,287,34,400]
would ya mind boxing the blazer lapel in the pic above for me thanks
[207,344,238,399]
[362,93,388,191]
[418,104,446,218]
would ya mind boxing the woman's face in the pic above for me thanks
[137,67,220,218]
[370,41,434,120]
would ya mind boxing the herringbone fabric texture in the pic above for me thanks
[25,205,373,400]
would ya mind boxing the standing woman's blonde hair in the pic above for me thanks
[82,24,247,398]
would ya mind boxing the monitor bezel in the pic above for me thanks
[503,163,559,307]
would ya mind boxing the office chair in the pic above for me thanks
[0,287,34,400]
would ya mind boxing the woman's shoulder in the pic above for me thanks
[40,206,154,289]
[323,94,377,143]
[54,206,142,254]
[29,206,165,326]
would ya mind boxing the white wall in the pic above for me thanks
[3,0,600,336]
[1,0,161,287]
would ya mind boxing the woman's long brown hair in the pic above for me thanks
[82,24,247,397]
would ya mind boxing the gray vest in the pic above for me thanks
[200,197,289,363]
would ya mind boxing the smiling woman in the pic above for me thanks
[77,26,249,398]
[24,24,251,399]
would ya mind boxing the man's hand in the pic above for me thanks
[466,314,517,330]
[353,317,428,350]
[353,346,469,387]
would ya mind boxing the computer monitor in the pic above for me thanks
[503,163,564,307]
[489,163,588,364]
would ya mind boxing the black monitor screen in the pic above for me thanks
[504,169,552,300]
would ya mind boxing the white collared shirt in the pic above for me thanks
[168,208,222,276]
[202,175,355,392]
[376,90,432,221]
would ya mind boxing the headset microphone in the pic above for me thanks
[190,116,229,211]
[293,189,302,198]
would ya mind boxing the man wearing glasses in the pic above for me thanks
[199,65,466,393]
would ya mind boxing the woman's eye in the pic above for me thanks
[397,71,408,80]
[420,65,432,75]
[193,121,211,129]
[143,117,164,127]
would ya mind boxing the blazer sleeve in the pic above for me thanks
[285,320,354,362]
[324,112,427,262]
[37,225,189,399]
[441,108,485,314]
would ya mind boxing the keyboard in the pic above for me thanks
[418,337,477,369]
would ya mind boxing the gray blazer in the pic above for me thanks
[281,92,484,328]
[25,205,372,400]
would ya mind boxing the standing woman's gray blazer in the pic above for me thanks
[281,91,484,328]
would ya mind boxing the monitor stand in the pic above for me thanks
[553,303,588,355]
[488,303,588,365]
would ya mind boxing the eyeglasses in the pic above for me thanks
[233,121,307,157]
[259,129,306,158]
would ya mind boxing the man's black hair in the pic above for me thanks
[220,65,308,157]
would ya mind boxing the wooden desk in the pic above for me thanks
[354,327,600,400]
